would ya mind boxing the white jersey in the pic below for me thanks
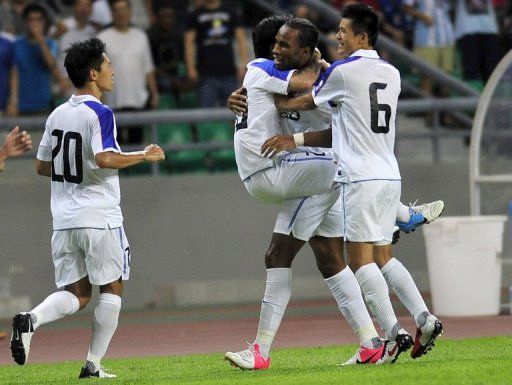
[37,94,123,230]
[279,99,342,182]
[234,58,296,180]
[313,49,401,183]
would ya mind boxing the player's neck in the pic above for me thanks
[75,84,102,101]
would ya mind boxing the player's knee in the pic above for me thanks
[265,246,293,268]
[315,254,346,278]
[76,295,92,310]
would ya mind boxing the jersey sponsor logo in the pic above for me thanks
[235,113,248,131]
[279,109,300,121]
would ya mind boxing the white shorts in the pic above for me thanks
[343,180,401,244]
[244,151,337,204]
[274,183,343,241]
[51,227,131,288]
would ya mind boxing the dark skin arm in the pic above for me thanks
[261,128,332,158]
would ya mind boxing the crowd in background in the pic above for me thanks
[1,0,511,144]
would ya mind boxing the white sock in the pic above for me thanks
[381,258,429,326]
[324,267,379,348]
[396,202,411,222]
[255,268,292,359]
[355,263,399,340]
[86,293,121,371]
[30,291,80,330]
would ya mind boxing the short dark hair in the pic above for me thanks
[283,17,319,54]
[340,3,379,47]
[252,15,291,59]
[109,0,131,9]
[64,38,106,88]
[22,3,50,32]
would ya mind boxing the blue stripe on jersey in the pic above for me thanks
[252,59,293,81]
[288,197,308,228]
[314,56,362,95]
[84,101,119,151]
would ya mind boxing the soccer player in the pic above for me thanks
[9,38,165,379]
[234,17,337,205]
[225,16,387,370]
[271,3,443,360]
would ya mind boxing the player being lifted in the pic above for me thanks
[10,38,165,379]
[234,18,337,204]
[269,3,443,361]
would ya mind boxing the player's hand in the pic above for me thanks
[261,135,295,158]
[227,87,247,115]
[143,144,165,162]
[2,126,32,158]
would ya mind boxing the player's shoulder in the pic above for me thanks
[83,100,113,118]
[248,58,292,80]
[323,56,363,80]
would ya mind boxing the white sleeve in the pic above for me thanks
[246,60,296,95]
[312,65,346,106]
[36,120,53,162]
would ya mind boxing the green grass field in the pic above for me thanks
[1,336,511,385]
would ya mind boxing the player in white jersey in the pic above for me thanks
[270,4,443,360]
[225,16,389,370]
[10,38,165,379]
[234,17,337,205]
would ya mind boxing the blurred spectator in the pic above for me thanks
[403,0,455,95]
[97,0,158,144]
[0,0,27,35]
[6,3,65,116]
[57,0,96,77]
[454,0,500,84]
[147,5,191,103]
[293,4,336,62]
[496,0,512,53]
[90,0,112,29]
[0,31,15,115]
[51,0,95,38]
[145,0,190,31]
[184,0,249,107]
[378,0,414,48]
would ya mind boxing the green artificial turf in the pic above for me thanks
[1,336,511,385]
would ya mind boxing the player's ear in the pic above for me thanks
[89,68,97,82]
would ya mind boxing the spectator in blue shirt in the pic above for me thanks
[0,31,15,115]
[6,3,65,116]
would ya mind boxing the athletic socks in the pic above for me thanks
[396,202,411,222]
[381,258,429,327]
[324,267,380,348]
[354,263,400,341]
[30,291,80,330]
[86,293,122,371]
[255,268,292,359]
